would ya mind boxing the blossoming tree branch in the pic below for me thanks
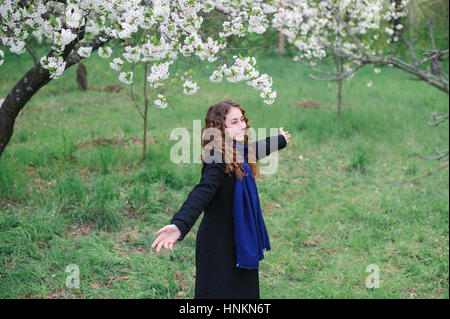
[271,0,448,169]
[272,0,448,111]
[0,0,280,158]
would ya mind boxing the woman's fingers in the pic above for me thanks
[280,127,292,140]
[153,225,177,253]
[156,239,165,253]
[282,129,292,143]
[151,235,162,249]
[152,237,175,253]
[280,128,292,143]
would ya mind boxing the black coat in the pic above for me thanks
[170,135,287,299]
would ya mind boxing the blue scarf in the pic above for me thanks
[232,141,271,269]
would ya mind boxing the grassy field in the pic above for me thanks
[0,46,448,299]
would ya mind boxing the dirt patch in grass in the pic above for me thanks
[292,99,320,108]
[76,136,155,149]
[66,222,96,238]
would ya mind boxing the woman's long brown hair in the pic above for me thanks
[200,100,260,180]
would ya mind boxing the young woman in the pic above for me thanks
[151,100,292,299]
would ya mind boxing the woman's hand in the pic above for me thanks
[279,127,292,143]
[151,224,181,253]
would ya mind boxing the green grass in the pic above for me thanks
[0,46,448,298]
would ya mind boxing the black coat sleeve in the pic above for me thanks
[170,162,225,241]
[249,134,287,161]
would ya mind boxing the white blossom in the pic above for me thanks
[147,61,173,88]
[272,0,408,68]
[98,47,112,58]
[122,46,141,63]
[77,46,92,58]
[110,58,124,71]
[183,80,199,95]
[65,3,84,28]
[53,28,77,52]
[119,71,133,85]
[40,55,66,79]
[260,90,277,104]
[209,65,227,83]
[154,94,167,109]
[140,37,176,62]
[0,0,290,107]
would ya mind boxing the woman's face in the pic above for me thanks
[224,107,247,142]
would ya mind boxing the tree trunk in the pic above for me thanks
[334,54,344,117]
[279,2,286,55]
[279,30,285,55]
[0,68,49,156]
[0,49,77,157]
[143,62,149,160]
[76,61,88,90]
[0,32,112,158]
[337,77,343,117]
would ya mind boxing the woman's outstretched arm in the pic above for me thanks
[151,161,225,253]
[249,127,292,161]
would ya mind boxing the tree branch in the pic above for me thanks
[379,163,449,187]
[25,43,39,66]
[307,61,367,81]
